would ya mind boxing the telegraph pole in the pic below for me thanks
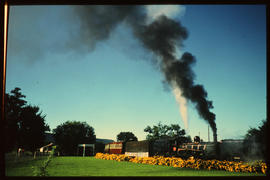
[1,1,9,177]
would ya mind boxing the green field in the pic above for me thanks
[5,156,265,176]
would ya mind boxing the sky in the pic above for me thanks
[6,5,266,142]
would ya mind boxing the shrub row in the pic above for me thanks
[95,153,267,174]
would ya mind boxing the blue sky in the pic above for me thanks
[6,5,266,142]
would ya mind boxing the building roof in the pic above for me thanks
[96,138,114,144]
[45,132,55,143]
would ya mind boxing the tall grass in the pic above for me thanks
[32,151,53,176]
[5,149,53,176]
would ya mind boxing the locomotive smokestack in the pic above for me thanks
[208,125,210,142]
[214,132,217,143]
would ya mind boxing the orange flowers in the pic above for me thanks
[95,153,267,174]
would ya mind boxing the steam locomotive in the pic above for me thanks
[175,139,244,160]
[104,137,244,161]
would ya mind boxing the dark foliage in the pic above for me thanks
[53,121,96,155]
[18,105,50,152]
[243,119,267,160]
[144,122,191,144]
[117,132,138,142]
[4,87,27,152]
[4,87,49,152]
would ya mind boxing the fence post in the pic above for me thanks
[83,144,85,157]
[34,151,36,159]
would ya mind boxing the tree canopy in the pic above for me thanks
[53,121,96,155]
[243,119,267,160]
[18,105,50,152]
[144,122,191,143]
[4,87,50,152]
[117,132,138,142]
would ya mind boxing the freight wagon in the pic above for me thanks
[104,142,123,154]
[104,138,174,157]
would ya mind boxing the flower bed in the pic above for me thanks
[95,153,267,174]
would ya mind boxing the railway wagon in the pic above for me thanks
[124,140,150,157]
[124,140,173,157]
[218,139,244,160]
[104,139,173,157]
[125,138,174,157]
[104,142,124,154]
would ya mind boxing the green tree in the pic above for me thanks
[4,87,50,153]
[4,88,27,151]
[144,122,191,144]
[243,119,267,160]
[144,122,169,140]
[18,105,50,153]
[53,121,96,155]
[117,132,138,142]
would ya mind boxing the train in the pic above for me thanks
[104,137,244,161]
[104,139,172,157]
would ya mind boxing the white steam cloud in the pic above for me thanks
[146,5,186,24]
[172,81,188,129]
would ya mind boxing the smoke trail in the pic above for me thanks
[71,5,140,52]
[172,81,188,129]
[165,52,217,142]
[72,5,217,142]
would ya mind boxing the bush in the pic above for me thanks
[95,153,267,174]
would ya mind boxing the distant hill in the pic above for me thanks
[44,133,114,145]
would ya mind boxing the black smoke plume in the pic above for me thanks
[72,5,217,142]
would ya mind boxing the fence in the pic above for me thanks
[5,150,49,164]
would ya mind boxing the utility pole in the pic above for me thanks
[1,2,9,177]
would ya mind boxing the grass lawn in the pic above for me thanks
[6,156,265,176]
